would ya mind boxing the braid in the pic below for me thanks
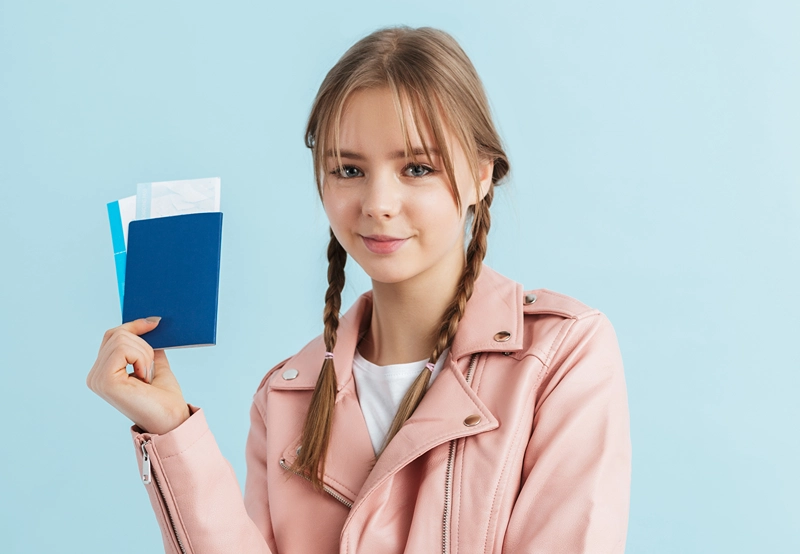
[378,188,494,455]
[291,228,347,491]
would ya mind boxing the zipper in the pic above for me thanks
[442,440,456,554]
[442,352,479,554]
[279,457,354,508]
[141,440,188,554]
[464,351,479,386]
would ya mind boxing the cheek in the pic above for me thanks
[323,189,356,227]
[410,190,465,245]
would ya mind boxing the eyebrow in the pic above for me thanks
[326,147,440,161]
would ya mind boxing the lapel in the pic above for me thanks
[270,263,526,507]
[270,290,376,503]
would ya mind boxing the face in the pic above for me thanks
[321,87,493,287]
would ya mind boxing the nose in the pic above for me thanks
[361,171,401,220]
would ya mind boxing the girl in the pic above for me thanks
[87,25,631,553]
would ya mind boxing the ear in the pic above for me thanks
[476,157,494,202]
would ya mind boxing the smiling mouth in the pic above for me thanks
[361,235,408,254]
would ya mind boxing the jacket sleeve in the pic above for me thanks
[131,403,275,554]
[502,312,632,554]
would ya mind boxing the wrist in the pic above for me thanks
[172,403,192,430]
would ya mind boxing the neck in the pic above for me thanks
[358,246,468,366]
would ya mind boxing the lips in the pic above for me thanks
[361,234,408,254]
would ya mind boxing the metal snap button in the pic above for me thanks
[502,352,511,356]
[296,445,302,455]
[493,331,511,342]
[464,414,481,426]
[282,368,299,380]
[524,293,537,305]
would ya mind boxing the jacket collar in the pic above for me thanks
[270,263,524,393]
[271,264,524,509]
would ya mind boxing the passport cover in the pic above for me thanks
[122,212,223,349]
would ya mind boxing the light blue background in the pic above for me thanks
[1,1,797,552]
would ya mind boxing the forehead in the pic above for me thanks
[335,87,441,154]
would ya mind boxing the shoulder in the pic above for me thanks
[479,264,600,321]
[517,287,619,368]
[255,355,294,392]
[520,288,601,320]
[252,333,325,399]
[250,350,304,416]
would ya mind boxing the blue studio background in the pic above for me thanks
[1,1,797,552]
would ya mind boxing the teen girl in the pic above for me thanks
[87,25,631,553]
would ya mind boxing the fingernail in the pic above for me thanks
[149,360,155,384]
[145,316,161,323]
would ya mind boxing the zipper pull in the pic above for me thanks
[141,440,151,485]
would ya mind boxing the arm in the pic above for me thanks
[243,394,277,551]
[502,313,632,553]
[131,405,274,554]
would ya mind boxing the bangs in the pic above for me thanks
[314,80,478,215]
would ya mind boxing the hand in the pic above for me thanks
[86,317,191,435]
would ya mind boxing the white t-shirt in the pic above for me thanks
[352,346,451,455]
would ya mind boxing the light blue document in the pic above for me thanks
[106,177,221,313]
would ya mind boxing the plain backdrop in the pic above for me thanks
[1,1,798,552]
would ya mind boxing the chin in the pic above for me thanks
[364,266,418,285]
[355,257,422,285]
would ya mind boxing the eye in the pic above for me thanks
[330,165,364,179]
[403,163,434,178]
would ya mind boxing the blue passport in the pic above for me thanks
[122,212,223,349]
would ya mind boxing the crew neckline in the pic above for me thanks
[353,347,451,377]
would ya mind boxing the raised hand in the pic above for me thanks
[86,317,191,435]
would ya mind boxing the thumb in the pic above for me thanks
[119,316,162,336]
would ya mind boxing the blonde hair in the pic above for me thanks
[291,25,510,491]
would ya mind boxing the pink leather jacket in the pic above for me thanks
[130,264,631,553]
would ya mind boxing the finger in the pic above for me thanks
[151,349,177,387]
[89,334,138,391]
[88,336,151,398]
[117,316,162,337]
[125,345,153,384]
[99,317,160,352]
[106,338,152,385]
[146,359,155,385]
[114,331,156,364]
